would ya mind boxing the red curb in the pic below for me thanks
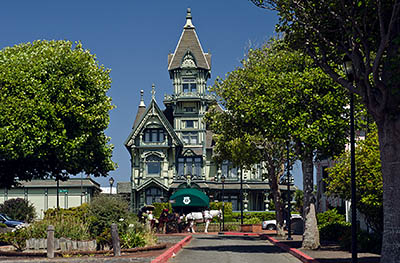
[220,232,259,236]
[151,235,192,263]
[263,235,320,263]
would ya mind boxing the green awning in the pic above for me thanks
[170,188,209,208]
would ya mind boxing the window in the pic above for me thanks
[182,78,197,93]
[177,157,202,178]
[184,107,195,112]
[222,160,238,179]
[178,158,185,178]
[145,187,162,204]
[185,120,195,128]
[146,155,162,175]
[143,129,165,142]
[182,132,198,145]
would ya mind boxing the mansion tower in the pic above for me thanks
[122,9,290,212]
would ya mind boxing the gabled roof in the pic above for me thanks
[125,94,182,148]
[137,178,169,192]
[168,8,211,71]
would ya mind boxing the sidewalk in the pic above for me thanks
[264,233,381,263]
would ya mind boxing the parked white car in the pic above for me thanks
[262,214,303,230]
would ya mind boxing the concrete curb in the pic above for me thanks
[262,235,320,263]
[151,235,192,263]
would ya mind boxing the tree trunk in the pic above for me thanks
[269,166,285,237]
[301,151,320,249]
[378,120,400,262]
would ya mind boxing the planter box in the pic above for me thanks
[240,224,252,232]
[240,224,262,233]
[251,224,262,233]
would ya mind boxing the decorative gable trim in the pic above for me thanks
[124,99,182,148]
[137,178,169,192]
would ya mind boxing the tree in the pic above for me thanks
[250,0,400,259]
[206,109,289,236]
[326,127,383,234]
[0,198,36,223]
[210,39,348,249]
[0,40,115,187]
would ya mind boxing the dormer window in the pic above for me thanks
[182,78,197,93]
[143,128,165,142]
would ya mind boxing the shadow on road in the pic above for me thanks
[186,236,286,254]
[186,244,285,254]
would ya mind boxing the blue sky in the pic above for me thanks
[1,0,303,188]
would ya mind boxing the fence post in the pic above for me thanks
[111,223,121,256]
[47,225,55,258]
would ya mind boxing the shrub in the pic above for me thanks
[210,202,233,222]
[97,217,157,249]
[44,203,89,222]
[243,217,262,224]
[317,208,345,226]
[24,204,91,240]
[152,202,172,218]
[317,209,350,242]
[0,198,36,222]
[88,194,131,238]
[225,223,240,232]
[339,228,382,254]
[232,211,276,222]
[0,228,29,251]
[319,221,351,241]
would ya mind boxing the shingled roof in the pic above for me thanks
[168,8,211,71]
[132,90,146,129]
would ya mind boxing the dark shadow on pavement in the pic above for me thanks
[185,244,286,254]
[313,257,380,263]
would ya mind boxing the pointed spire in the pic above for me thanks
[184,8,194,28]
[139,90,145,107]
[151,84,156,101]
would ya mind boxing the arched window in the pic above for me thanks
[146,155,162,175]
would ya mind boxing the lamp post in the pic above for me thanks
[240,167,243,225]
[221,175,226,232]
[343,55,357,263]
[186,174,192,188]
[286,140,293,240]
[109,177,114,195]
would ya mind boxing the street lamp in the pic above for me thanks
[109,177,114,195]
[240,167,244,225]
[286,140,293,240]
[221,174,226,232]
[343,55,357,263]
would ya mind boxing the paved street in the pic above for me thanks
[170,234,302,263]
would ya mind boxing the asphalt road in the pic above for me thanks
[170,234,302,263]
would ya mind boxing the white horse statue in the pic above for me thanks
[185,210,222,233]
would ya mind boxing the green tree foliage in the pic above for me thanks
[0,198,36,223]
[250,1,400,259]
[209,38,348,248]
[88,194,131,238]
[326,128,383,233]
[0,40,115,187]
[294,189,304,214]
